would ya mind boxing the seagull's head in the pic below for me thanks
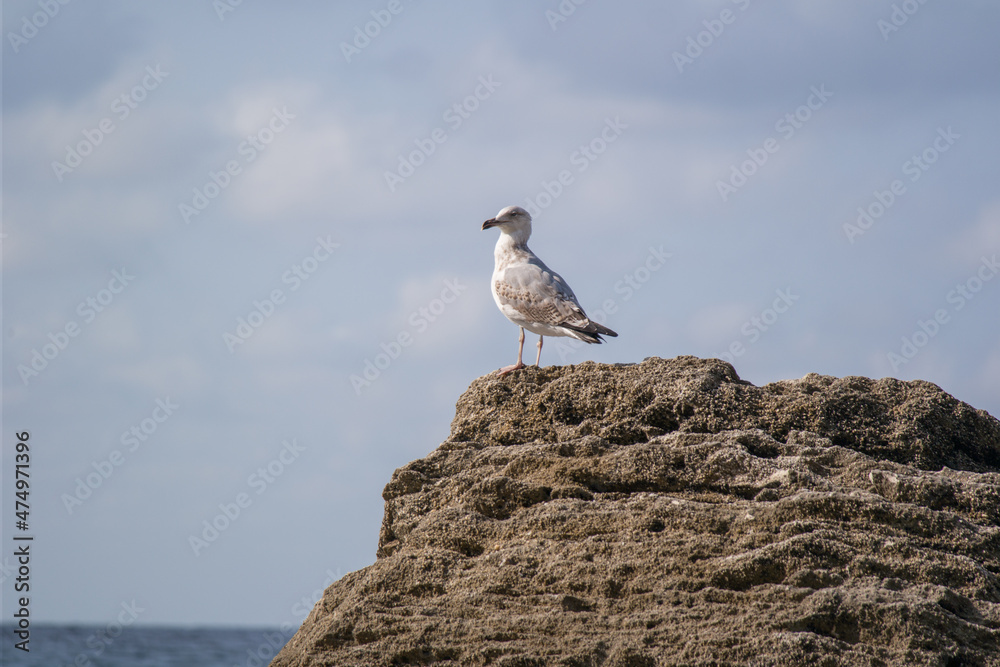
[482,205,532,241]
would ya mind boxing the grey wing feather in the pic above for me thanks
[498,260,615,338]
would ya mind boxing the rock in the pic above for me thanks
[271,357,1000,666]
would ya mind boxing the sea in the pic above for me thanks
[0,624,295,667]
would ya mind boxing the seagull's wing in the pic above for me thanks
[495,257,617,339]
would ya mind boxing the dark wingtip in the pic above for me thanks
[564,326,611,344]
[594,324,618,338]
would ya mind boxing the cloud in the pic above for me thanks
[228,108,362,224]
[106,353,210,397]
[5,0,1000,628]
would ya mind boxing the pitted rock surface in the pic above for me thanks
[272,357,1000,667]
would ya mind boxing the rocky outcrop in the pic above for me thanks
[271,357,1000,666]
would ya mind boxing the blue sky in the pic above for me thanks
[2,0,998,628]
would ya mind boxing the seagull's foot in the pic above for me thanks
[497,361,527,376]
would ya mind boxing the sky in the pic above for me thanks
[1,0,998,632]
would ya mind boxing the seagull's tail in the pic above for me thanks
[564,321,618,344]
[591,322,618,338]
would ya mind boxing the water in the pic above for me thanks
[0,624,295,667]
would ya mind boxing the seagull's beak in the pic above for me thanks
[482,218,499,230]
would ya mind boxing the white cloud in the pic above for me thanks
[106,353,210,396]
[229,114,361,223]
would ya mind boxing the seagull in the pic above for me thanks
[482,205,617,375]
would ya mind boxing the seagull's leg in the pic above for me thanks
[498,327,527,375]
[535,335,543,367]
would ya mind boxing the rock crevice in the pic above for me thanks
[272,357,1000,666]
